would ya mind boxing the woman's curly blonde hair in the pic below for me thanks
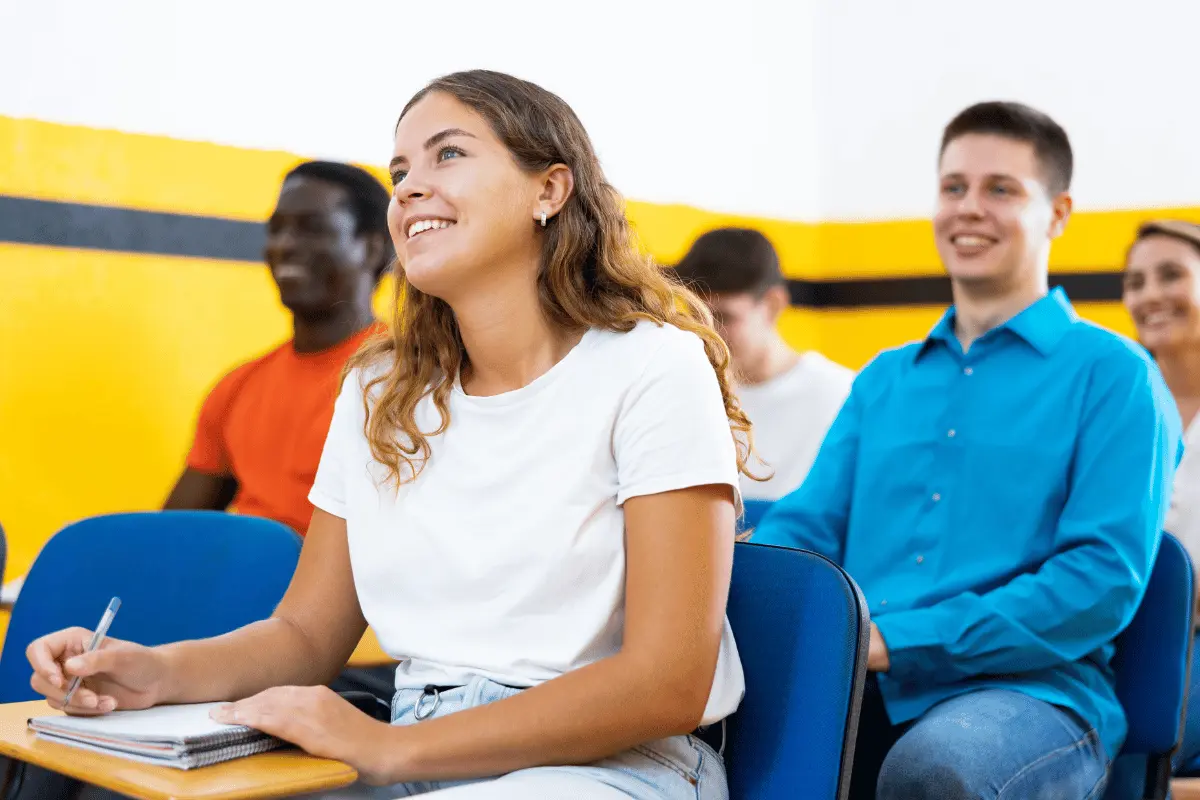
[347,69,757,487]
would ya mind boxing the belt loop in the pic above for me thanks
[413,685,442,720]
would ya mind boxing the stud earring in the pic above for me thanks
[540,210,547,228]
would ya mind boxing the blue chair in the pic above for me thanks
[0,511,302,702]
[1109,532,1196,800]
[724,541,870,800]
[737,499,775,536]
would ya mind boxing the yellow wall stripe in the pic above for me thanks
[6,115,1198,280]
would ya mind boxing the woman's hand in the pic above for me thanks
[26,627,169,715]
[211,686,402,785]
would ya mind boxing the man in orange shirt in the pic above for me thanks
[165,161,395,704]
[165,161,391,532]
[5,165,395,799]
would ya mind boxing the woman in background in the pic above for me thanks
[1122,219,1200,777]
[25,70,751,799]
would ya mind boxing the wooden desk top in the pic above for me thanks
[0,701,358,800]
[1175,778,1200,800]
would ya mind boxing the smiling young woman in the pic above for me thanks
[1119,220,1200,791]
[26,70,756,800]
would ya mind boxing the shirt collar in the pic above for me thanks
[916,286,1078,361]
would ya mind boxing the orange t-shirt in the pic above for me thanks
[186,326,379,534]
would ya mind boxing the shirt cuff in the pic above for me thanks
[874,608,952,684]
[617,470,743,517]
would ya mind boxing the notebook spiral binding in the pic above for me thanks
[176,736,285,769]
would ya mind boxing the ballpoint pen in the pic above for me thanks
[61,597,121,708]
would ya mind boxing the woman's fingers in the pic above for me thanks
[26,627,94,691]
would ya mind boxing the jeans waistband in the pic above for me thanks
[693,719,726,756]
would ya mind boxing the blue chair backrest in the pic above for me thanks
[725,541,870,800]
[1112,532,1195,799]
[737,499,775,535]
[0,511,302,702]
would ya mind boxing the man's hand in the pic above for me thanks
[868,623,890,672]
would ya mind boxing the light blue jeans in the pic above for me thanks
[852,677,1110,799]
[306,676,729,799]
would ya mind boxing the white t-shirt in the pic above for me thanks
[309,320,745,724]
[737,352,854,501]
[1167,415,1200,567]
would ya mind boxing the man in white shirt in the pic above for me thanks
[675,228,854,500]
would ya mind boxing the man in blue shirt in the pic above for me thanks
[754,101,1182,800]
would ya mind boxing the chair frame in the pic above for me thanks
[830,553,870,800]
[726,542,870,800]
[1113,531,1197,800]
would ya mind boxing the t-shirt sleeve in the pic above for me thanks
[308,371,364,520]
[184,371,241,476]
[613,328,742,510]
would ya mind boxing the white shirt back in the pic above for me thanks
[310,321,745,724]
[737,352,854,500]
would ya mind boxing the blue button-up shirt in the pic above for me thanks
[754,288,1181,759]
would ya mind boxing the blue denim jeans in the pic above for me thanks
[851,676,1110,800]
[308,676,729,799]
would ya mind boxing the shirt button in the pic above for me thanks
[932,493,942,502]
[916,555,925,564]
[947,429,956,438]
[964,367,974,376]
[881,600,888,606]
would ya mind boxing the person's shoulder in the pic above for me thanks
[591,319,710,370]
[798,351,856,385]
[821,341,922,407]
[1069,319,1152,360]
[340,350,397,402]
[1070,324,1175,427]
[856,341,922,381]
[204,341,293,400]
[596,318,703,348]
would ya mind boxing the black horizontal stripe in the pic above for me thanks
[792,271,1125,307]
[0,195,264,262]
[0,194,1125,307]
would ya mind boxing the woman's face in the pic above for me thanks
[388,92,544,302]
[1123,234,1200,352]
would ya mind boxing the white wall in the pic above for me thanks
[5,0,1198,223]
[812,0,1200,219]
[0,0,821,220]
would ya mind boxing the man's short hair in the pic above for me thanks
[284,160,394,279]
[674,228,784,297]
[940,101,1073,195]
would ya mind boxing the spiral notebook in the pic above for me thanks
[28,703,285,770]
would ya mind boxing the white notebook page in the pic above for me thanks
[29,702,254,745]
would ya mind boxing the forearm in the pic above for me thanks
[877,552,1141,682]
[383,652,708,783]
[156,617,344,704]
